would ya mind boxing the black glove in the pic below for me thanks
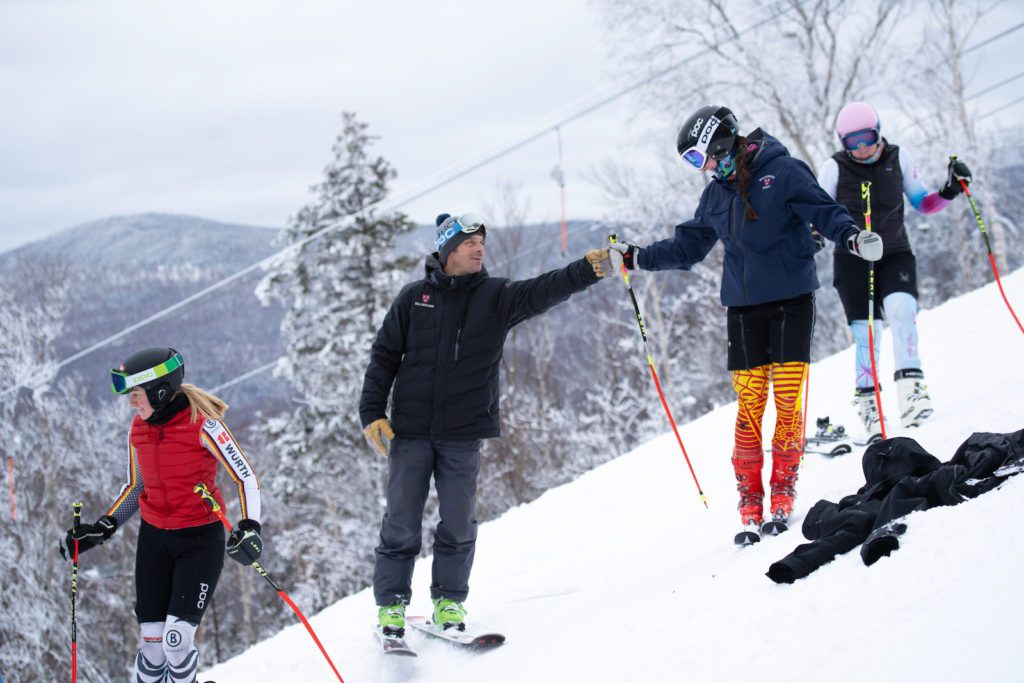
[227,519,263,565]
[938,158,972,199]
[810,228,826,253]
[59,515,116,561]
[608,241,640,270]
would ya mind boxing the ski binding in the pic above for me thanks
[376,626,417,657]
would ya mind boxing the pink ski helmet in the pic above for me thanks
[835,101,881,151]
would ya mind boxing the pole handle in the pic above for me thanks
[72,501,83,529]
[607,233,628,282]
[193,482,233,531]
[860,180,872,230]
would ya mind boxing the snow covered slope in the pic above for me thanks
[204,268,1024,683]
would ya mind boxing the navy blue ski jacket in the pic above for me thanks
[638,130,861,307]
[359,253,600,440]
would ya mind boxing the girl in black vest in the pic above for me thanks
[818,101,971,437]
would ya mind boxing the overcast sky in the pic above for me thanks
[2,1,1023,254]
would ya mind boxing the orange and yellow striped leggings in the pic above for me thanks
[732,362,807,454]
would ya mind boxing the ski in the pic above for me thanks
[803,440,854,457]
[734,529,760,546]
[761,519,788,536]
[406,616,505,649]
[799,417,881,456]
[376,626,417,657]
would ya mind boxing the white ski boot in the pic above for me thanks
[853,387,883,443]
[895,369,933,428]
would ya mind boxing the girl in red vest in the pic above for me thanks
[60,347,262,683]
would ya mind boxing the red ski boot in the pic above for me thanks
[733,449,764,546]
[765,448,801,535]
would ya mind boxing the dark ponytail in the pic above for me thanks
[733,136,759,222]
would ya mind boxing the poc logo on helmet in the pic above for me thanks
[699,115,722,144]
[689,117,705,138]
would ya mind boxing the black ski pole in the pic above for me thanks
[953,156,1024,337]
[71,501,82,683]
[193,483,346,683]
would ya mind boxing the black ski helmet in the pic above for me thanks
[676,105,739,168]
[114,347,184,410]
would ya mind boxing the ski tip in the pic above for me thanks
[734,531,761,547]
[471,634,506,648]
[760,521,789,536]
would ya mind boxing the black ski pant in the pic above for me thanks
[134,520,224,625]
[373,438,480,606]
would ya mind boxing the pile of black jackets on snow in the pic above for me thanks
[767,429,1024,584]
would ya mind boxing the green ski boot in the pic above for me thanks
[432,598,467,631]
[378,603,406,636]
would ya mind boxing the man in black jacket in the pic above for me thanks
[360,212,612,637]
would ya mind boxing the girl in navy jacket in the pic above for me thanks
[610,105,882,545]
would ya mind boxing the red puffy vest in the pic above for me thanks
[131,409,226,530]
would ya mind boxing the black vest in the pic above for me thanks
[832,141,911,254]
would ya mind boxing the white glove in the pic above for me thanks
[848,230,883,262]
[608,240,641,270]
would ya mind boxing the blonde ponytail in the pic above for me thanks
[179,383,228,422]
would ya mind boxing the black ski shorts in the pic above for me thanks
[134,520,225,625]
[833,250,918,323]
[726,292,815,371]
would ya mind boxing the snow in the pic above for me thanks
[203,268,1024,683]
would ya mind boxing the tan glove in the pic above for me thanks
[363,418,394,457]
[585,248,615,278]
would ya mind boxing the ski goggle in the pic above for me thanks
[841,128,880,151]
[434,213,487,251]
[680,146,710,169]
[110,353,183,395]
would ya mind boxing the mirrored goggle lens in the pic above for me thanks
[109,353,183,395]
[842,128,879,151]
[110,370,131,395]
[680,147,707,169]
[456,212,486,234]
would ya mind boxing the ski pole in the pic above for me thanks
[953,156,1024,337]
[71,501,82,683]
[607,234,708,508]
[861,182,887,440]
[193,483,346,683]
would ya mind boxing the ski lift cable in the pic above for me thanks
[0,0,808,401]
[977,93,1024,121]
[966,70,1024,100]
[962,20,1024,55]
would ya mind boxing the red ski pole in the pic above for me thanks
[608,234,708,508]
[953,156,1024,337]
[861,181,887,440]
[193,483,346,683]
[70,501,82,683]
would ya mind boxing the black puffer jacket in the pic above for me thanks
[359,253,600,439]
[766,430,1024,584]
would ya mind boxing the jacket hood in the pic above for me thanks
[741,128,786,173]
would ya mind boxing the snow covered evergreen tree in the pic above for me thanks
[0,257,134,683]
[254,111,415,610]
